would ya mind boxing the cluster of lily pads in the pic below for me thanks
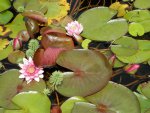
[0,0,150,113]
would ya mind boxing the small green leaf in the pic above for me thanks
[0,0,11,12]
[138,82,150,99]
[129,22,145,36]
[124,10,150,22]
[139,20,150,33]
[12,91,51,113]
[134,0,150,9]
[6,14,26,38]
[28,39,39,51]
[81,39,91,49]
[0,11,13,25]
[0,45,13,61]
[134,92,150,113]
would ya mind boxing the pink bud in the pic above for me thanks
[13,38,22,50]
[109,55,116,65]
[124,64,140,74]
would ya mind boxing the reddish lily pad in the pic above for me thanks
[56,49,112,97]
[33,47,65,67]
[85,82,140,113]
[41,27,74,49]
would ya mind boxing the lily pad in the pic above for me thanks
[0,69,46,109]
[124,10,150,22]
[0,0,11,12]
[56,49,112,97]
[129,22,145,36]
[4,109,24,113]
[0,11,13,25]
[61,96,87,113]
[13,0,47,13]
[139,20,150,33]
[134,92,150,113]
[6,14,26,38]
[78,7,128,41]
[12,91,51,113]
[85,82,140,113]
[0,45,13,61]
[72,102,99,113]
[134,0,150,9]
[115,39,150,63]
[111,36,138,56]
[138,82,150,99]
[8,50,25,64]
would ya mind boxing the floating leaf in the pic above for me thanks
[0,11,13,25]
[0,39,9,51]
[139,20,150,33]
[0,45,13,61]
[129,22,145,36]
[113,38,150,63]
[6,14,26,38]
[85,82,140,113]
[138,82,150,99]
[72,102,99,113]
[124,10,150,22]
[41,27,74,49]
[4,109,24,113]
[44,0,70,21]
[8,50,25,64]
[0,0,11,12]
[81,39,91,49]
[56,49,112,97]
[78,7,128,41]
[13,0,47,13]
[134,92,150,113]
[0,69,46,109]
[12,91,51,113]
[134,0,150,9]
[33,47,65,67]
[61,96,87,113]
[111,36,138,56]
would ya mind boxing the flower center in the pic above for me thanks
[27,65,35,74]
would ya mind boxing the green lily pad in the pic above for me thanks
[129,22,145,36]
[85,82,140,113]
[0,0,11,12]
[0,108,4,113]
[111,36,138,56]
[0,70,21,109]
[134,0,150,9]
[72,102,99,113]
[139,20,150,33]
[4,109,24,113]
[0,69,46,109]
[12,91,51,113]
[134,92,150,113]
[116,39,150,63]
[124,10,150,22]
[61,96,87,113]
[6,14,26,38]
[0,45,13,61]
[0,11,13,25]
[13,0,47,13]
[56,49,112,97]
[78,7,128,41]
[8,50,25,64]
[138,82,150,99]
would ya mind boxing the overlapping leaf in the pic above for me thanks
[78,7,128,41]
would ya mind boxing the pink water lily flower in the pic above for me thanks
[19,57,44,84]
[65,21,83,37]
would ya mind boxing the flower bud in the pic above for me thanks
[13,38,22,50]
[18,30,30,42]
[124,64,140,74]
